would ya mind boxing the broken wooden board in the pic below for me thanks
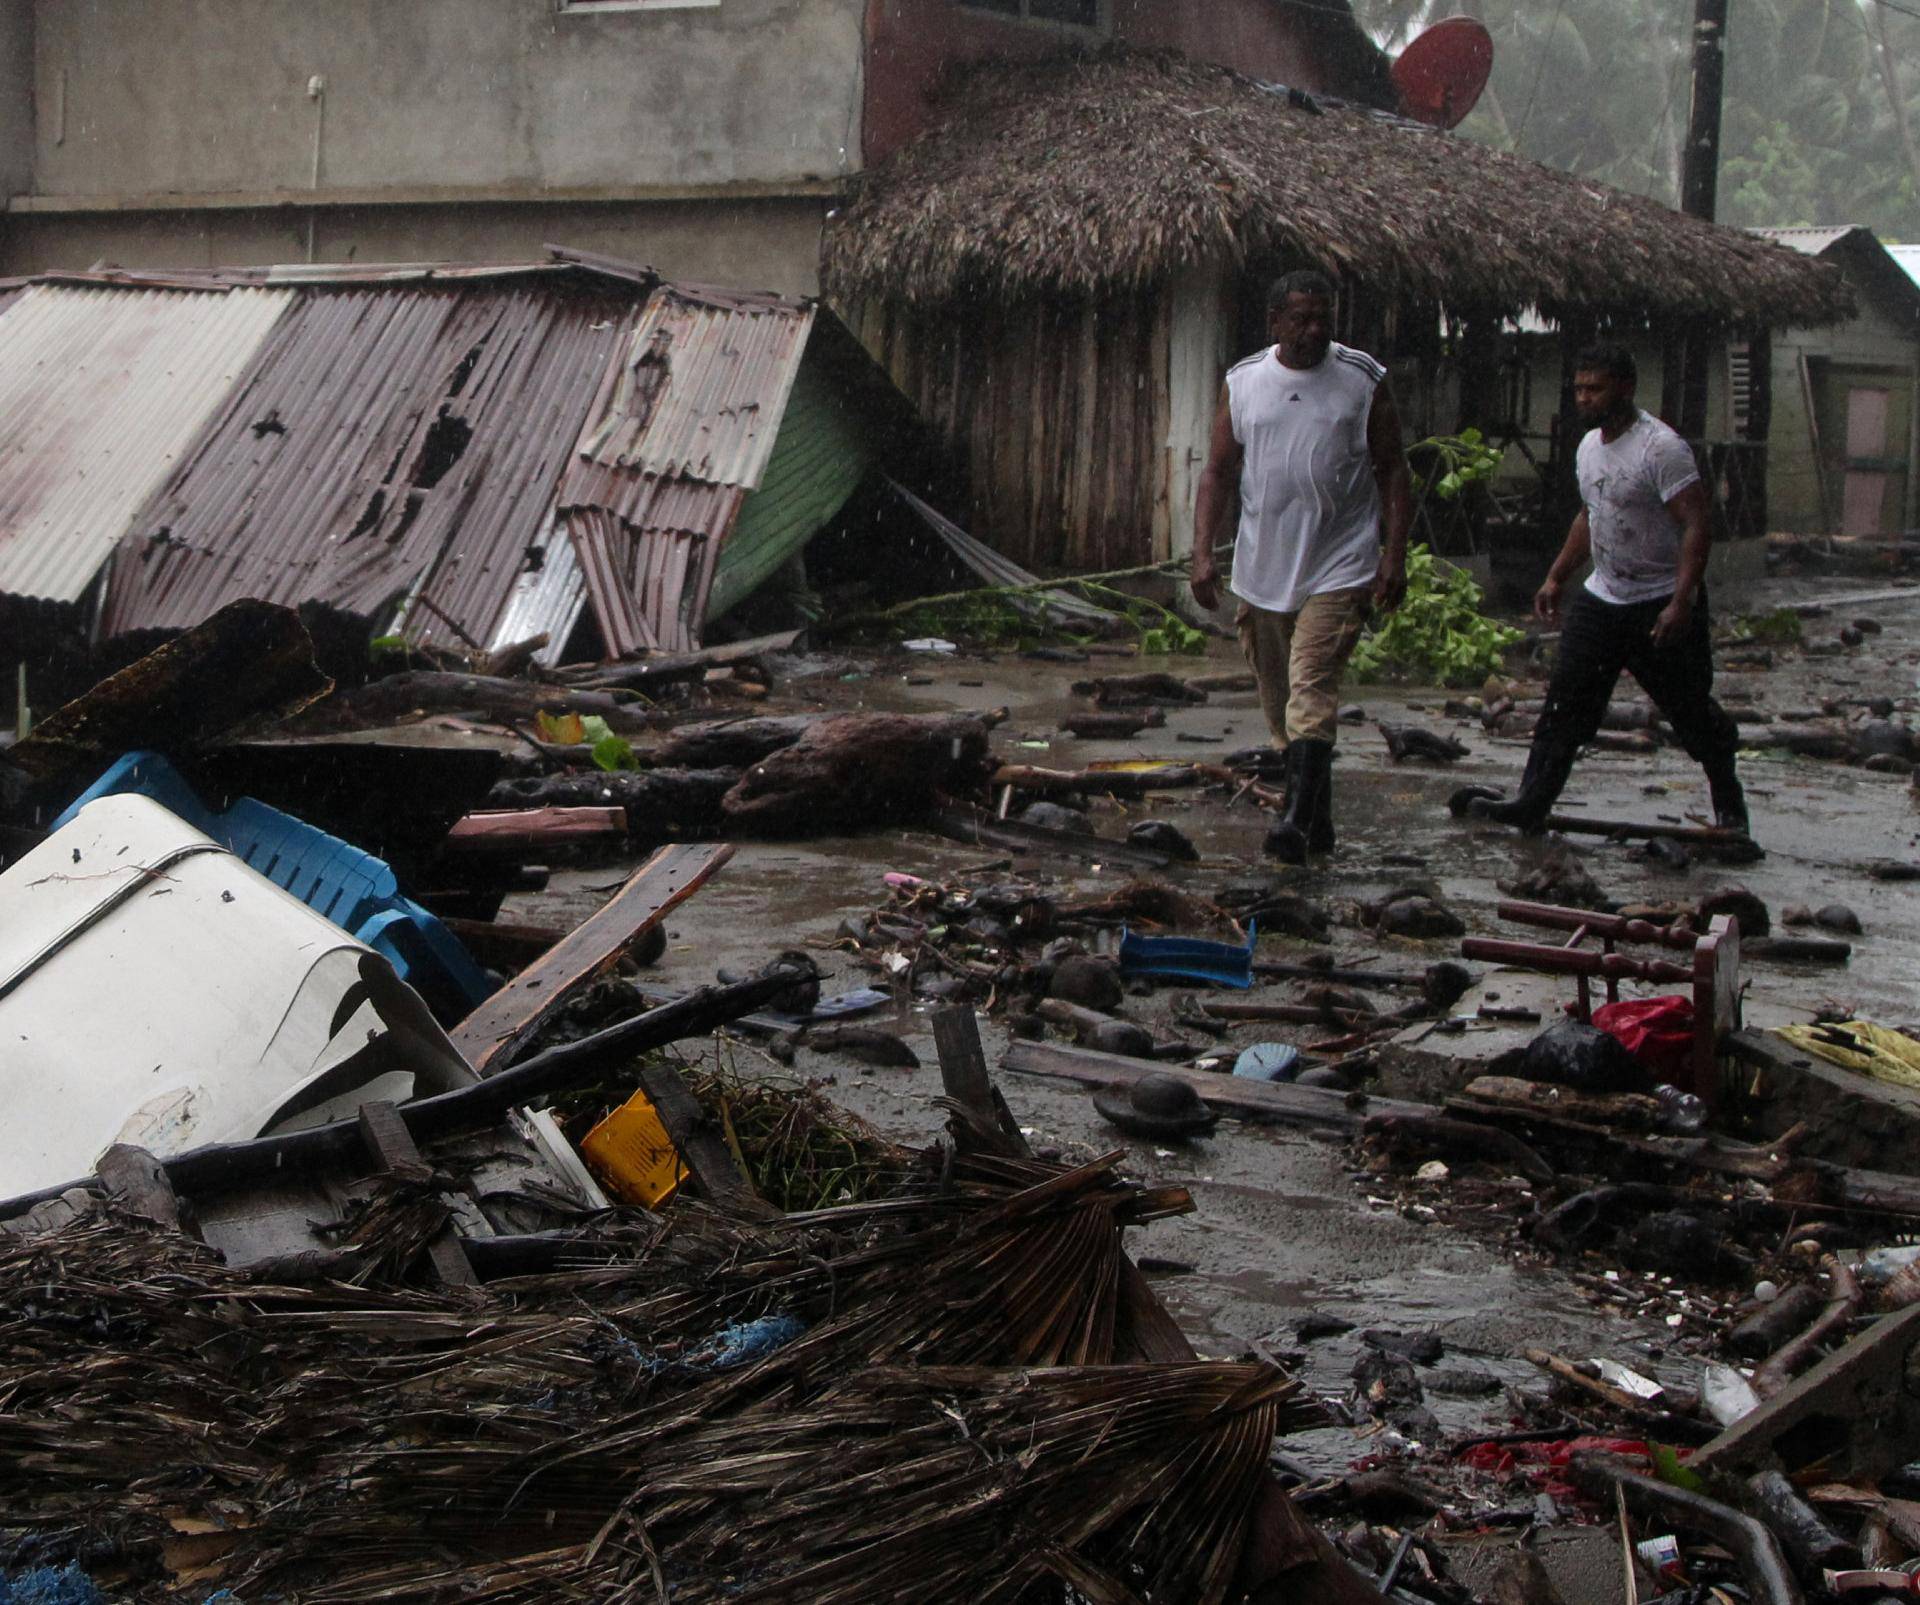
[449,842,735,1073]
[1692,1303,1920,1483]
[634,1058,775,1220]
[1000,1039,1436,1131]
[9,599,332,792]
[445,806,627,851]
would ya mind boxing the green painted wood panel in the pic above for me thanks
[707,350,874,622]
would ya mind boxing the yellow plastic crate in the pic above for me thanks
[579,1089,686,1209]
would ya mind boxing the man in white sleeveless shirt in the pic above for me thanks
[1190,270,1412,864]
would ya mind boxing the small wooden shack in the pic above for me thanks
[825,48,1850,575]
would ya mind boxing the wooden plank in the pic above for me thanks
[566,629,803,691]
[355,1101,478,1287]
[444,806,626,850]
[449,842,735,1073]
[932,1005,1031,1159]
[635,1059,775,1221]
[1000,1039,1437,1131]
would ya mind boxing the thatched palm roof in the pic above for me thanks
[825,49,1849,326]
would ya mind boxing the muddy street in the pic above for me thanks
[503,572,1920,1468]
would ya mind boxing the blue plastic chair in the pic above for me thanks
[51,751,493,1022]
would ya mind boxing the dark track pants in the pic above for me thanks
[1519,585,1741,806]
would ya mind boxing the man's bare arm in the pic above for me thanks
[1651,480,1712,648]
[1190,386,1242,611]
[1534,509,1591,625]
[1366,382,1413,612]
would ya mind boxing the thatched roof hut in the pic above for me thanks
[825,48,1847,325]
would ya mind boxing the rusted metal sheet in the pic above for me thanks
[0,284,293,604]
[101,282,643,647]
[561,287,816,656]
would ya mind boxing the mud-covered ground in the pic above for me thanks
[510,571,1920,1467]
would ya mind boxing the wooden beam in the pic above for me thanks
[636,1060,775,1221]
[1000,1039,1436,1131]
[356,1101,478,1287]
[448,842,735,1072]
[932,1005,1032,1159]
[444,806,626,851]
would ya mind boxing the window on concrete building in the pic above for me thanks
[957,0,1105,30]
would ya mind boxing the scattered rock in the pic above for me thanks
[1127,820,1199,862]
[1020,800,1093,835]
[1698,884,1770,938]
[1854,719,1914,760]
[1425,1366,1503,1398]
[1854,617,1885,635]
[1295,1066,1348,1090]
[1864,753,1915,776]
[1361,1328,1445,1365]
[1297,1312,1356,1341]
[1377,895,1467,940]
[800,1024,920,1069]
[1500,842,1609,910]
[1869,695,1896,717]
[1814,903,1864,935]
[1339,705,1366,724]
[1840,626,1866,648]
[1623,1210,1747,1277]
[1637,835,1691,873]
[1781,905,1814,927]
[1049,955,1124,1010]
[1869,860,1920,882]
[1805,640,1845,657]
[1421,961,1476,1011]
[1087,1018,1157,1058]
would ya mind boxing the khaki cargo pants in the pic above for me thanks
[1235,586,1372,746]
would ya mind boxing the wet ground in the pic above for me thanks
[511,572,1920,1463]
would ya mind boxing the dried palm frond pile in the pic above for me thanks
[824,47,1849,326]
[0,1149,1312,1603]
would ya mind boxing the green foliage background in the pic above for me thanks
[1354,0,1920,242]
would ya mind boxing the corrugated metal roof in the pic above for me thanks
[0,284,293,603]
[1749,225,1869,258]
[0,253,905,656]
[100,282,642,646]
[561,288,816,655]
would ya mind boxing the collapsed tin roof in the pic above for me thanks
[0,249,912,657]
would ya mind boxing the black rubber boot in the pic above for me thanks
[1706,765,1764,861]
[1309,748,1335,854]
[1456,740,1579,835]
[1264,739,1330,864]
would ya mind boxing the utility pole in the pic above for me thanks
[1677,0,1728,442]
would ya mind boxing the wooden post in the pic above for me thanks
[932,1005,1032,1158]
[356,1101,479,1287]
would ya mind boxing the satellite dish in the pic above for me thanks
[1391,17,1494,130]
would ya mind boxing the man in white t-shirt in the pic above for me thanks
[1455,344,1751,845]
[1189,270,1413,864]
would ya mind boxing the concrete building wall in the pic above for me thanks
[5,0,858,286]
[0,2,33,199]
[27,0,863,198]
[3,195,834,293]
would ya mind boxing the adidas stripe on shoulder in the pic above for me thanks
[1333,346,1386,382]
[1227,350,1270,378]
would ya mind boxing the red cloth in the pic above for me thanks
[1592,995,1694,1082]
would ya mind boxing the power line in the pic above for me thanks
[1865,0,1920,23]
